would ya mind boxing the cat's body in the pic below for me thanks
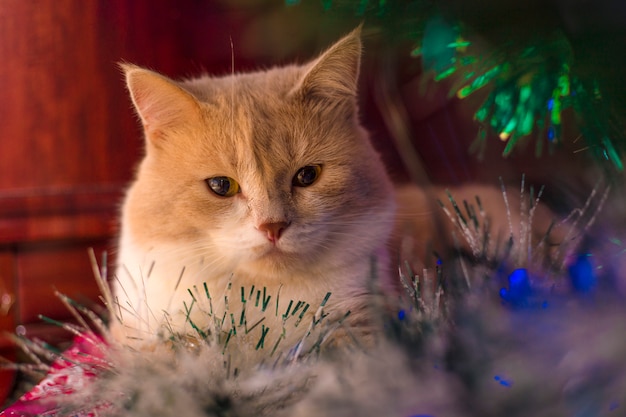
[111,28,561,364]
[112,29,396,361]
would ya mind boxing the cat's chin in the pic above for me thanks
[254,244,298,264]
[238,244,310,276]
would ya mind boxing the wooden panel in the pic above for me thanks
[0,252,17,347]
[0,213,114,247]
[16,242,110,325]
[0,185,122,218]
[0,186,121,245]
[0,0,140,191]
[0,252,17,402]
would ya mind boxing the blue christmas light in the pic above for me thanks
[500,268,532,306]
[509,269,531,291]
[568,254,597,293]
[398,309,406,321]
[494,375,513,387]
[499,268,552,309]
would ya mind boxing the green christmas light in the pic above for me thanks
[434,66,457,81]
[458,65,505,98]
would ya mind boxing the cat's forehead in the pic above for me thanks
[182,65,304,103]
[186,67,308,143]
[180,69,345,166]
[197,101,326,181]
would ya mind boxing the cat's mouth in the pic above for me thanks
[253,241,298,263]
[258,243,286,257]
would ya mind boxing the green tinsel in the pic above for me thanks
[287,0,626,171]
[420,26,624,171]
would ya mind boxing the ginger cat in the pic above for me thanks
[112,28,396,361]
[111,28,559,364]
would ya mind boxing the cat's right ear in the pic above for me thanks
[292,26,362,103]
[121,63,201,147]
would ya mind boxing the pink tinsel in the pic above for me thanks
[1,333,110,417]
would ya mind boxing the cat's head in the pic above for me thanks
[121,28,395,279]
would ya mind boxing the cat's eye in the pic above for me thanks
[206,176,240,197]
[293,165,322,187]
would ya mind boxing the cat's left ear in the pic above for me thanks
[121,63,202,148]
[294,26,362,102]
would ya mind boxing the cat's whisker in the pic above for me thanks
[195,255,237,277]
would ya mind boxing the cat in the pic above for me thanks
[111,27,397,363]
[110,27,564,365]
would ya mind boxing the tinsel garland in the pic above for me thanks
[2,183,624,417]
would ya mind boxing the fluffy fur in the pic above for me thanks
[112,28,396,363]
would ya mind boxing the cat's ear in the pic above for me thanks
[121,63,201,146]
[294,26,362,101]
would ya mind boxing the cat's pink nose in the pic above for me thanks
[258,221,290,243]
